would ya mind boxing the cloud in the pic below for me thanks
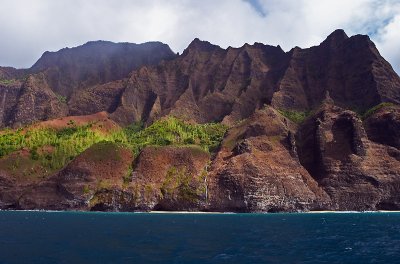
[374,10,400,72]
[0,0,399,74]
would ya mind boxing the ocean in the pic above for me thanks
[0,211,399,263]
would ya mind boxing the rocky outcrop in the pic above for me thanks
[111,40,288,125]
[1,30,400,212]
[0,172,22,209]
[68,80,126,116]
[296,103,400,210]
[127,146,210,211]
[2,30,400,128]
[0,82,22,127]
[1,103,400,212]
[364,104,400,149]
[81,146,210,212]
[30,41,177,98]
[10,73,69,126]
[0,67,27,80]
[0,67,26,127]
[18,142,134,210]
[207,107,331,212]
[13,144,210,211]
[271,30,400,112]
[0,41,176,127]
[111,30,400,126]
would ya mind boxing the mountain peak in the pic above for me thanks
[183,38,220,54]
[84,40,114,46]
[327,29,348,40]
[322,29,349,47]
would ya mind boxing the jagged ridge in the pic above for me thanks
[1,30,400,212]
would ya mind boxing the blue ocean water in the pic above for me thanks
[0,211,399,264]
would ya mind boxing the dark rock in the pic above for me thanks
[68,79,126,116]
[364,104,400,149]
[0,83,22,127]
[2,30,400,212]
[208,107,331,212]
[271,31,400,112]
[297,104,400,210]
[30,41,177,98]
[112,30,400,127]
[111,41,287,126]
[10,73,69,127]
[0,41,176,127]
[18,142,134,210]
[128,146,211,211]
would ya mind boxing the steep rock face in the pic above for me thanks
[0,41,176,127]
[111,40,287,125]
[68,80,126,116]
[0,115,123,210]
[10,73,69,127]
[127,146,210,211]
[111,30,400,126]
[0,147,59,210]
[0,172,23,209]
[0,82,22,127]
[0,67,26,127]
[1,30,400,212]
[0,67,26,79]
[271,30,400,112]
[2,30,399,128]
[15,144,211,211]
[18,142,134,210]
[364,104,400,149]
[207,107,330,212]
[30,41,177,98]
[296,103,400,210]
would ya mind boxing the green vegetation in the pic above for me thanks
[361,102,396,120]
[83,185,90,194]
[123,165,133,186]
[0,116,227,176]
[84,141,123,163]
[0,79,17,86]
[0,125,118,171]
[277,109,310,124]
[125,117,227,155]
[56,94,67,104]
[160,166,203,202]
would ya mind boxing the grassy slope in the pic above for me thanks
[0,116,227,179]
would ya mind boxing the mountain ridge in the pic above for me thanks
[0,40,177,127]
[1,29,400,212]
[1,30,399,128]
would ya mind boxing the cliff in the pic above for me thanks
[111,29,400,126]
[0,41,177,127]
[1,30,400,212]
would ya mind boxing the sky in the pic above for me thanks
[0,0,399,73]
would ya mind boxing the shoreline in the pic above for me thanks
[1,209,400,214]
[307,210,400,213]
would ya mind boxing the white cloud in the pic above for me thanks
[374,10,400,72]
[0,0,399,74]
